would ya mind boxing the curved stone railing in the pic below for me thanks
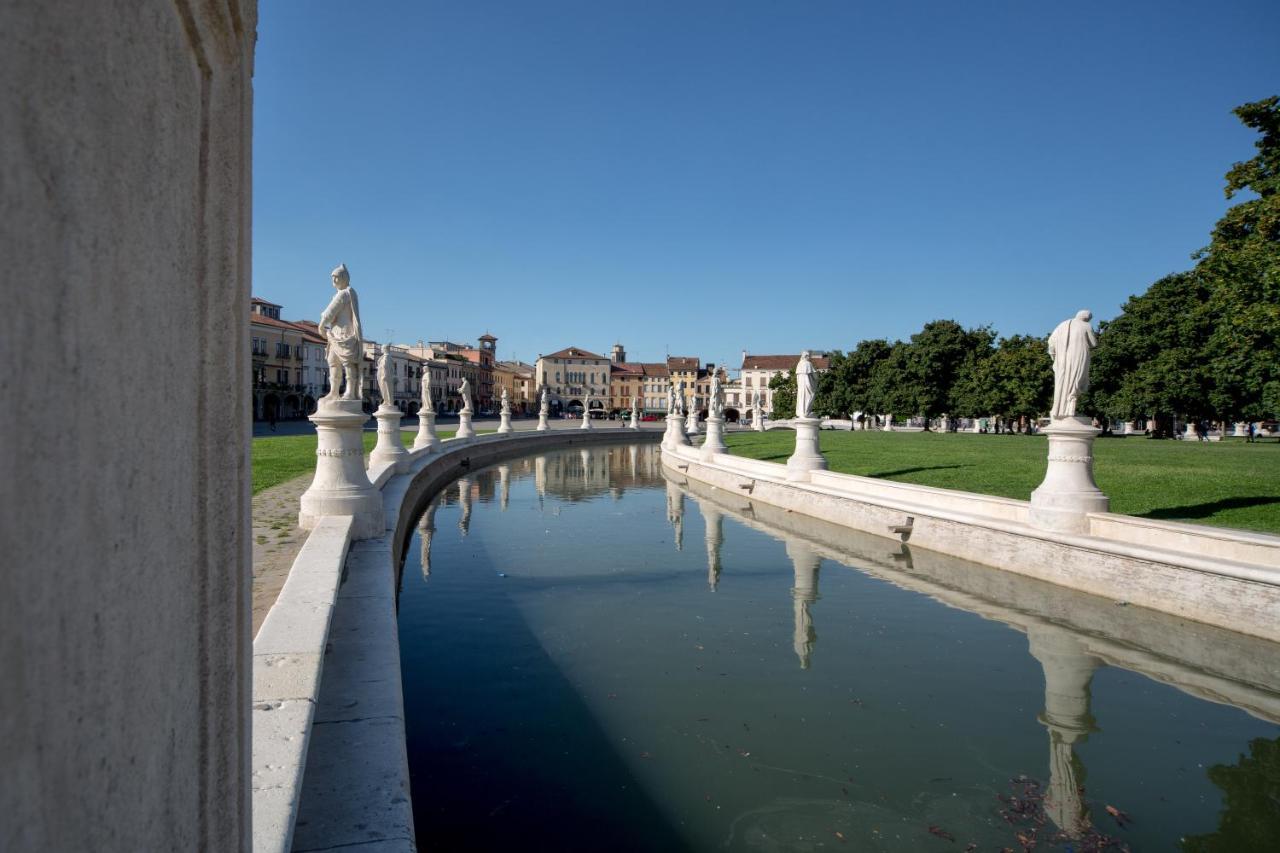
[251,424,662,853]
[660,439,1280,643]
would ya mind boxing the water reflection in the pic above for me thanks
[399,443,1280,851]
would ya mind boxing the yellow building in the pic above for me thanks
[250,297,328,422]
[494,360,536,414]
[535,346,611,416]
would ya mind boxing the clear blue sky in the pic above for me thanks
[253,0,1278,370]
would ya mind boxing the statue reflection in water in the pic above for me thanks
[456,476,472,536]
[497,463,510,511]
[703,505,723,591]
[417,500,437,580]
[787,539,821,669]
[665,479,684,551]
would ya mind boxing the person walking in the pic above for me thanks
[1247,421,1256,443]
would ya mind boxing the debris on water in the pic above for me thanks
[1114,600,1129,607]
[496,572,507,577]
[1105,804,1132,827]
[835,830,846,843]
[927,825,955,841]
[639,751,653,759]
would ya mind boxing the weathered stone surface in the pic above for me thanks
[1,2,257,849]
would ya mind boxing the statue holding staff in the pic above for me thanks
[319,263,363,401]
[795,351,817,419]
[1047,310,1098,420]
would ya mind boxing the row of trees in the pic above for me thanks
[769,97,1279,431]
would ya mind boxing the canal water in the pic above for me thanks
[397,443,1280,852]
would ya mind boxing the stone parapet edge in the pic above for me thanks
[251,427,663,853]
[663,442,1280,643]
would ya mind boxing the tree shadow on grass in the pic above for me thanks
[1138,495,1280,521]
[868,464,969,478]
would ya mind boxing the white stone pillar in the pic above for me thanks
[700,415,728,459]
[299,400,385,540]
[1122,421,1137,436]
[971,417,982,434]
[497,410,513,434]
[882,413,893,432]
[414,409,441,452]
[370,405,410,473]
[1027,626,1101,840]
[1233,422,1248,437]
[704,504,724,591]
[629,408,639,429]
[455,410,476,439]
[663,414,691,450]
[753,410,764,431]
[787,539,821,669]
[536,409,550,431]
[687,410,700,435]
[579,410,593,430]
[1029,416,1109,533]
[786,417,828,482]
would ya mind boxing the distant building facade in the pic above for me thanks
[250,297,328,421]
[739,353,830,416]
[535,346,611,415]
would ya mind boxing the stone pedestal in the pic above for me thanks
[700,415,728,459]
[413,410,441,452]
[971,418,982,433]
[882,414,893,432]
[537,410,550,431]
[1183,421,1197,441]
[786,417,828,482]
[663,414,691,450]
[455,410,475,439]
[753,413,764,432]
[299,399,385,539]
[579,411,593,430]
[370,405,410,473]
[1029,417,1109,533]
[629,409,639,429]
[1233,422,1249,437]
[497,410,513,434]
[1122,421,1138,435]
[687,411,700,435]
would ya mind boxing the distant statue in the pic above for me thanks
[1048,310,1098,420]
[540,387,549,414]
[319,263,363,401]
[632,394,640,412]
[677,381,688,415]
[421,370,434,414]
[795,351,817,418]
[376,347,393,407]
[500,388,510,414]
[459,377,472,413]
[751,389,762,412]
[667,384,677,415]
[709,373,723,417]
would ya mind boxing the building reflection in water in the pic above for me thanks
[703,504,723,591]
[1028,624,1101,838]
[787,539,821,669]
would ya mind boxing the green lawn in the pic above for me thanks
[725,430,1280,535]
[252,429,460,494]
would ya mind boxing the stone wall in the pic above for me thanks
[0,2,256,849]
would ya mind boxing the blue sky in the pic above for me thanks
[254,0,1278,370]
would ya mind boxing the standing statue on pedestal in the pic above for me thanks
[421,371,435,414]
[319,263,363,401]
[667,384,678,415]
[709,373,723,417]
[459,378,472,413]
[677,381,688,415]
[1048,310,1098,420]
[540,387,549,414]
[795,351,817,418]
[500,388,511,414]
[376,346,393,408]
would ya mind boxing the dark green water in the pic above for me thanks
[398,443,1280,852]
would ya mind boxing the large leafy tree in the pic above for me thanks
[768,370,796,419]
[904,321,995,427]
[1199,96,1280,420]
[865,341,919,418]
[820,339,893,417]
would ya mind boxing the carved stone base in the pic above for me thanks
[536,411,549,431]
[753,414,764,432]
[413,410,441,452]
[700,416,727,459]
[786,417,828,482]
[1030,417,1109,533]
[370,405,410,473]
[497,411,513,434]
[299,399,384,539]
[629,410,639,429]
[686,413,700,435]
[455,411,475,439]
[663,414,691,450]
[579,411,593,430]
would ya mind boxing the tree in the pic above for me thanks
[818,340,893,418]
[903,321,995,427]
[865,341,919,419]
[768,370,796,419]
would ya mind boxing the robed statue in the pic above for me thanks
[709,373,723,417]
[795,351,817,419]
[319,263,363,401]
[458,378,473,413]
[500,388,511,414]
[1048,310,1098,420]
[376,346,393,407]
[421,370,435,414]
[540,387,549,414]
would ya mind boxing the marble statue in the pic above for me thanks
[667,384,678,415]
[376,346,392,407]
[795,351,817,418]
[709,373,723,417]
[319,263,363,401]
[421,370,434,414]
[677,381,688,415]
[540,387,549,414]
[500,388,510,414]
[751,389,762,413]
[632,394,640,412]
[459,377,472,413]
[1048,310,1097,420]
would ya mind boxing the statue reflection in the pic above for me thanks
[787,539,821,669]
[665,479,684,551]
[417,500,437,579]
[456,476,472,536]
[498,463,510,511]
[703,505,724,591]
[535,454,547,496]
[1027,624,1101,838]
